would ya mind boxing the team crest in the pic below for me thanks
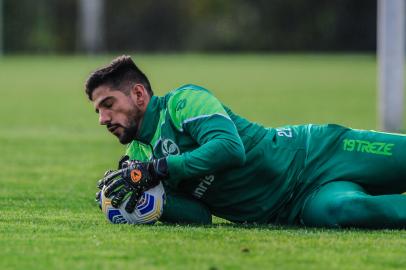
[161,138,180,156]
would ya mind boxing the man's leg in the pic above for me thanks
[345,129,406,194]
[305,125,406,194]
[300,181,406,228]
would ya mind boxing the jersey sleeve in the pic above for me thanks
[165,86,246,187]
[160,192,212,224]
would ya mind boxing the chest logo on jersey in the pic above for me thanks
[161,138,180,156]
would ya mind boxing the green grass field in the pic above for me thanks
[0,54,405,270]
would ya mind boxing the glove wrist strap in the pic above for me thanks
[152,158,169,180]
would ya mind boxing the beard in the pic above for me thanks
[118,107,142,144]
[119,121,139,144]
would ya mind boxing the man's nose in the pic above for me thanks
[99,110,111,125]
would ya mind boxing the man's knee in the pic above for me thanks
[330,195,370,227]
[314,195,361,228]
[302,194,368,228]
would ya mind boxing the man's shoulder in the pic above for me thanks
[164,84,216,108]
[173,84,212,93]
[162,84,229,131]
[163,84,213,101]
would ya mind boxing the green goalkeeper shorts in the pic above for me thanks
[273,124,406,225]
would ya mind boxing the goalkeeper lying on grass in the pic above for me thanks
[85,55,406,229]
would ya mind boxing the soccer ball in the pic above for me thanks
[99,182,166,224]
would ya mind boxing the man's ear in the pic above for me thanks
[130,84,150,108]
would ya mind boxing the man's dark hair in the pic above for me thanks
[85,55,153,100]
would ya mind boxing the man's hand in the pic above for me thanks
[96,155,130,191]
[95,169,116,209]
[98,158,169,213]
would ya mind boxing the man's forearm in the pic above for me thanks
[166,137,245,186]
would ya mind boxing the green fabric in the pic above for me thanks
[276,124,406,225]
[166,87,230,131]
[166,115,246,184]
[125,84,307,224]
[300,181,406,229]
[160,191,212,225]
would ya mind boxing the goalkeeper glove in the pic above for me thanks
[95,155,129,207]
[100,158,169,213]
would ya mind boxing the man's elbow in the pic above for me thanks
[226,141,246,167]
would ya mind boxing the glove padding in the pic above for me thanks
[95,155,135,208]
[95,169,116,209]
[98,158,168,213]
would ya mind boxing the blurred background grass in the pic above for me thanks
[0,54,378,129]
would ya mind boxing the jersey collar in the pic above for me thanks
[136,95,161,145]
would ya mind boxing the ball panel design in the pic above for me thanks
[100,182,165,224]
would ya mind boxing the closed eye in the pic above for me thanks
[103,99,113,108]
[95,97,115,113]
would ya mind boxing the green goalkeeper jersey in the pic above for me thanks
[125,84,306,224]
